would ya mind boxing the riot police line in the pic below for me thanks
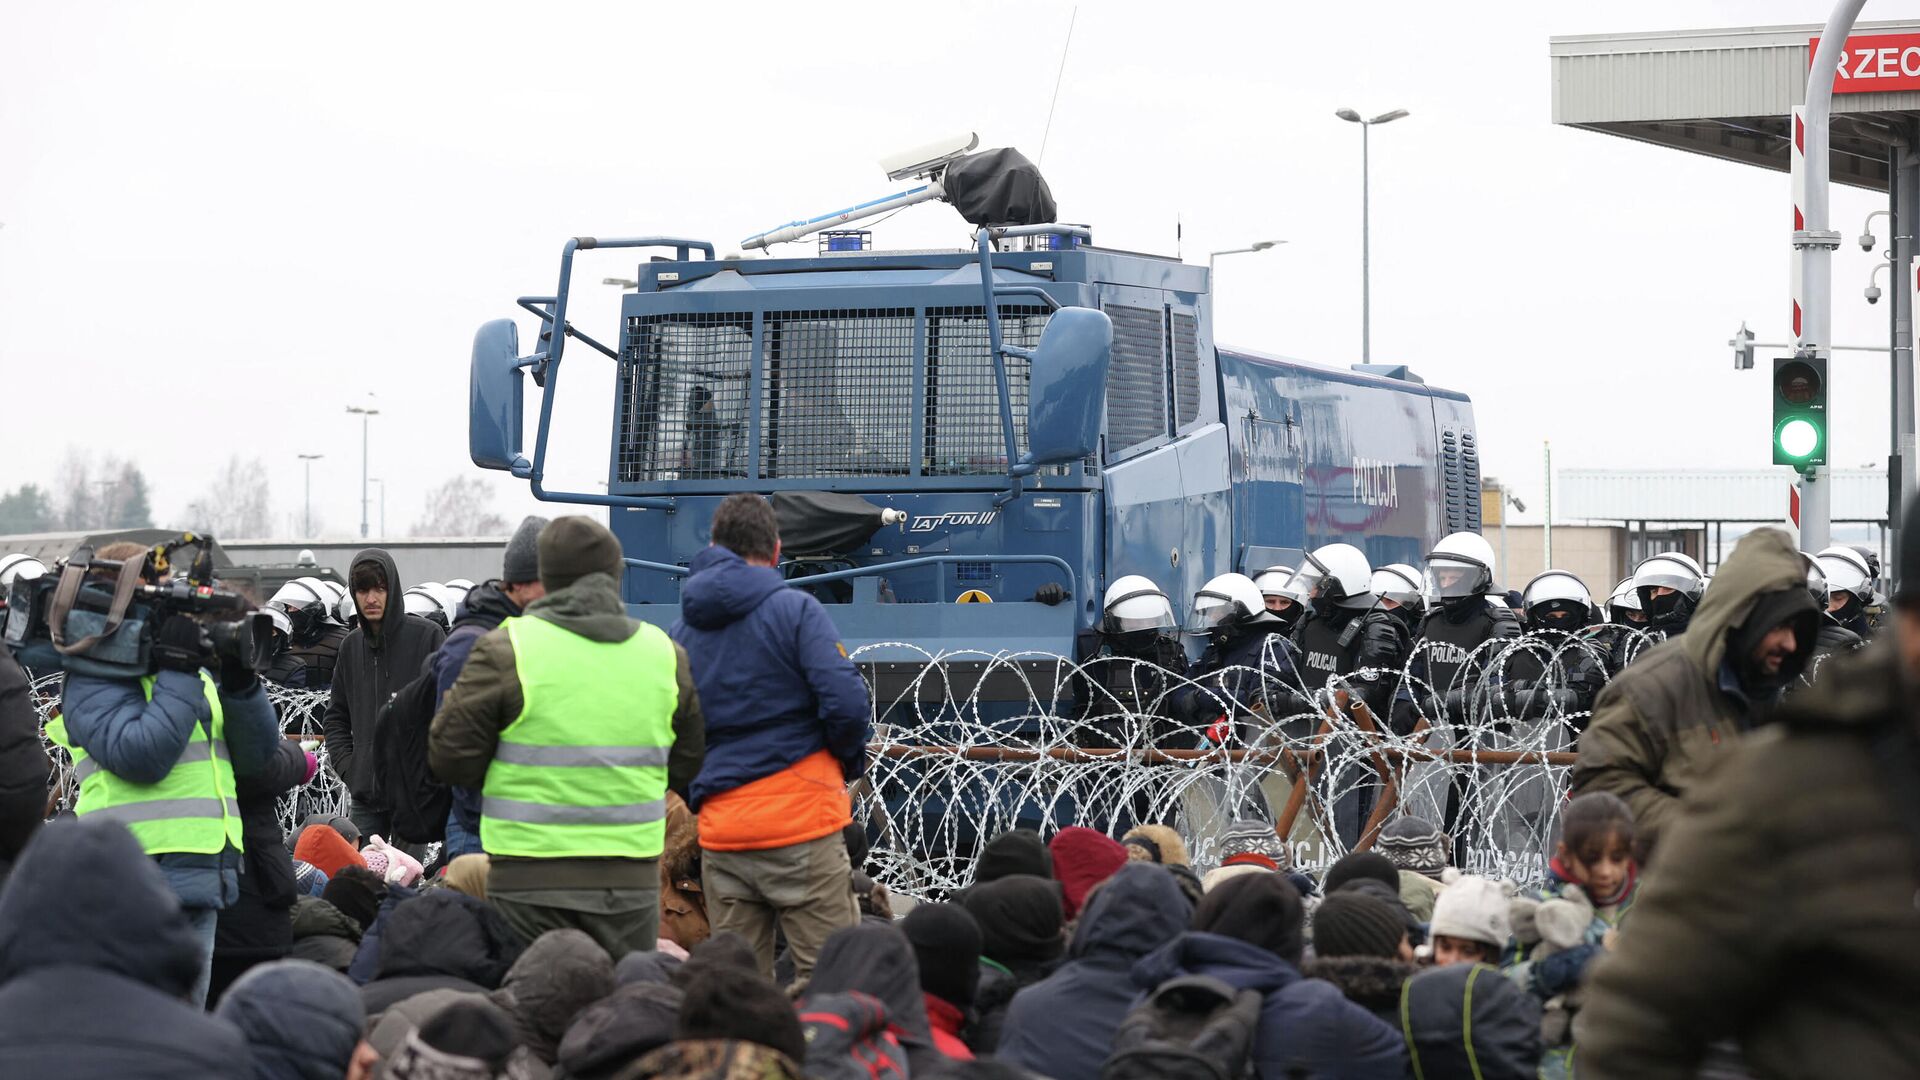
[0,532,1889,898]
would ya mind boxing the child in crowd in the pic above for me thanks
[1507,791,1638,1078]
[1426,874,1511,967]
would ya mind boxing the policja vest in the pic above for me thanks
[1294,610,1359,691]
[46,671,245,855]
[480,614,678,860]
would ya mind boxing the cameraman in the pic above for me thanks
[47,542,283,1007]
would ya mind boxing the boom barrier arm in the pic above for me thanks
[499,236,715,511]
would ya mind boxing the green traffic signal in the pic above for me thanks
[1771,357,1827,467]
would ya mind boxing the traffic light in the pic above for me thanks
[1772,356,1827,467]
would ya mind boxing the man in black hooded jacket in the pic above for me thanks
[323,548,446,841]
[0,817,253,1078]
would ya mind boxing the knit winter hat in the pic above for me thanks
[902,902,984,1008]
[1430,874,1514,950]
[676,963,808,1064]
[215,959,365,1080]
[362,835,423,886]
[292,859,329,897]
[294,823,367,880]
[1324,851,1401,896]
[1217,818,1289,870]
[1376,817,1448,876]
[1192,869,1306,965]
[976,828,1054,883]
[1049,827,1129,921]
[1312,890,1408,959]
[384,998,518,1080]
[320,867,386,932]
[502,515,549,585]
[538,516,624,593]
[1122,824,1191,868]
[962,874,1066,966]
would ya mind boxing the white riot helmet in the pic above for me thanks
[1424,532,1498,603]
[1815,545,1874,602]
[270,576,336,639]
[1605,577,1643,624]
[1252,566,1295,600]
[1186,573,1267,635]
[1102,575,1176,636]
[403,583,457,628]
[444,578,476,594]
[0,553,47,591]
[1293,543,1375,611]
[1523,570,1593,629]
[1804,553,1832,610]
[439,579,474,616]
[1370,563,1424,610]
[263,605,293,643]
[1632,551,1705,629]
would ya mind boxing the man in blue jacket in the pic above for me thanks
[670,493,872,981]
[49,542,284,1006]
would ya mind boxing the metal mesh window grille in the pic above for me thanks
[762,309,915,478]
[1105,304,1168,450]
[618,313,754,483]
[1172,311,1202,427]
[924,306,1047,476]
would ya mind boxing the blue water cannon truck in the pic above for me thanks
[468,138,1480,713]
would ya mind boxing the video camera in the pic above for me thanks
[3,533,273,679]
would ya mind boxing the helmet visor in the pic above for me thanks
[1633,562,1699,597]
[1287,556,1335,605]
[1185,590,1243,634]
[1424,556,1489,601]
[1103,589,1175,635]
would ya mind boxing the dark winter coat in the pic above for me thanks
[290,896,364,972]
[669,545,871,811]
[804,922,944,1075]
[1504,629,1610,723]
[1293,606,1409,720]
[59,666,283,909]
[213,740,314,992]
[431,580,522,842]
[1571,528,1816,851]
[1071,628,1191,743]
[1302,954,1418,1028]
[0,817,253,1079]
[1130,931,1407,1080]
[1399,963,1542,1080]
[359,890,526,1020]
[1171,623,1306,732]
[214,958,368,1080]
[0,646,49,888]
[489,929,616,1066]
[554,982,683,1080]
[1410,597,1522,721]
[1577,639,1920,1079]
[997,863,1193,1080]
[430,571,704,892]
[322,548,446,803]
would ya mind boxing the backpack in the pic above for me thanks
[796,990,911,1080]
[369,665,449,844]
[1103,975,1264,1080]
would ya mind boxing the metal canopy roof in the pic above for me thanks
[1557,467,1888,523]
[1551,20,1920,191]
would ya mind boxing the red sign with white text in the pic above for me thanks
[1811,34,1920,94]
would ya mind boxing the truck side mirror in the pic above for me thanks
[470,319,527,473]
[1021,307,1111,467]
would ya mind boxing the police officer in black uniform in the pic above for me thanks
[261,577,350,689]
[1073,574,1193,746]
[1407,531,1521,727]
[1504,569,1609,727]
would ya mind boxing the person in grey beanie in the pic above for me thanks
[430,515,548,856]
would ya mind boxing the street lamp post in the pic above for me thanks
[345,400,380,539]
[1336,107,1410,363]
[1207,240,1285,274]
[370,478,386,538]
[297,454,323,537]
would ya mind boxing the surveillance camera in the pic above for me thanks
[1867,283,1883,304]
[1860,232,1877,252]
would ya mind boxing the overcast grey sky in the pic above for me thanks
[0,1,1904,537]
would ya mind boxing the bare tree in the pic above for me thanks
[180,456,273,539]
[411,476,510,537]
[47,450,154,530]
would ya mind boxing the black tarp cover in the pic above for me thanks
[770,491,889,557]
[941,147,1057,227]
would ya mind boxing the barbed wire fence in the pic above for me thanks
[27,621,1834,900]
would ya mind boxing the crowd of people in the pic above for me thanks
[0,491,1915,1079]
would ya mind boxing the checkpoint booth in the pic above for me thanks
[1550,21,1920,567]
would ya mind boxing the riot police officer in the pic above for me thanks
[262,576,351,689]
[1803,553,1863,665]
[1633,551,1706,641]
[1252,565,1305,636]
[1505,570,1609,725]
[1815,545,1876,640]
[1073,575,1192,745]
[1371,562,1425,635]
[1408,531,1520,724]
[1288,543,1407,720]
[1173,573,1302,744]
